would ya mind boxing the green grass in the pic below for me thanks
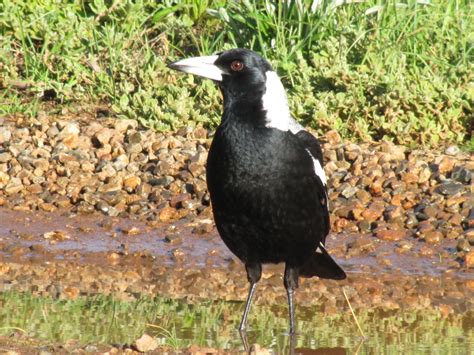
[0,291,473,353]
[0,0,472,146]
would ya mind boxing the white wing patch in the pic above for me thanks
[305,149,327,186]
[316,241,325,254]
[262,71,328,188]
[262,71,303,133]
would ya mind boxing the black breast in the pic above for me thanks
[206,120,328,265]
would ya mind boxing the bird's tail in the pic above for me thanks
[300,244,346,280]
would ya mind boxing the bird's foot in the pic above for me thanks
[238,328,250,353]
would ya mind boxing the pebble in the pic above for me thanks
[376,229,407,241]
[0,127,12,144]
[424,231,443,244]
[164,234,182,244]
[451,166,472,184]
[465,251,474,268]
[456,239,471,252]
[445,145,460,156]
[134,333,158,352]
[437,182,464,196]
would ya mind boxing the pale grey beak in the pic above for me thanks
[168,55,222,81]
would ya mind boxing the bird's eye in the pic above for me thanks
[230,60,244,72]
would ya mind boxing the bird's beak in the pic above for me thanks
[168,55,223,82]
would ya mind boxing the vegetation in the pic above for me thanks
[0,0,472,147]
[0,291,472,352]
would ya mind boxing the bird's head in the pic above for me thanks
[169,49,290,119]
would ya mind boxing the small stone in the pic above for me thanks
[159,206,177,222]
[193,220,214,234]
[188,162,204,177]
[424,230,443,244]
[376,229,408,241]
[59,122,80,137]
[63,286,80,300]
[325,130,341,145]
[113,154,129,171]
[438,157,455,174]
[0,171,10,186]
[171,248,185,262]
[5,178,23,194]
[170,193,191,208]
[356,189,372,204]
[439,304,453,317]
[114,118,138,132]
[0,152,12,163]
[150,176,174,187]
[121,226,140,235]
[123,175,141,191]
[467,230,474,245]
[451,167,472,184]
[457,239,471,252]
[164,234,182,244]
[419,245,434,256]
[127,131,143,144]
[95,201,110,214]
[92,128,114,147]
[107,252,121,262]
[249,344,271,355]
[134,333,158,352]
[361,202,384,222]
[402,172,418,184]
[465,251,474,268]
[0,127,12,144]
[369,178,383,194]
[445,145,460,156]
[39,202,56,212]
[437,182,464,196]
[341,186,358,199]
[43,230,70,242]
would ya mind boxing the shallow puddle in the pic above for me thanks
[0,207,473,352]
[0,292,472,353]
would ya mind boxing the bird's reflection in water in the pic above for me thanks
[239,330,352,355]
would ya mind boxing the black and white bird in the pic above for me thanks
[169,48,346,334]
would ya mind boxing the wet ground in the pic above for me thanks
[0,206,472,314]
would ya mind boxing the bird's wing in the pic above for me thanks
[290,128,330,240]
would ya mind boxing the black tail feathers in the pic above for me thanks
[300,245,346,280]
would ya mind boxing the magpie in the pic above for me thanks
[169,49,346,334]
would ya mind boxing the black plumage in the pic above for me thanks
[169,48,345,334]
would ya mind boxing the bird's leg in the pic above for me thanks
[239,263,262,331]
[238,329,250,353]
[284,264,299,334]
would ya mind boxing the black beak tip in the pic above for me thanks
[167,62,177,70]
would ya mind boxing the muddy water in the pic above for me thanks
[0,207,473,352]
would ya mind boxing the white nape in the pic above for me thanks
[262,71,303,133]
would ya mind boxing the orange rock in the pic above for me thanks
[402,172,418,184]
[61,134,79,148]
[438,157,455,174]
[439,304,453,317]
[159,206,177,222]
[465,251,474,268]
[361,202,384,222]
[63,286,80,300]
[466,280,474,291]
[325,130,342,145]
[123,175,141,190]
[376,229,408,241]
